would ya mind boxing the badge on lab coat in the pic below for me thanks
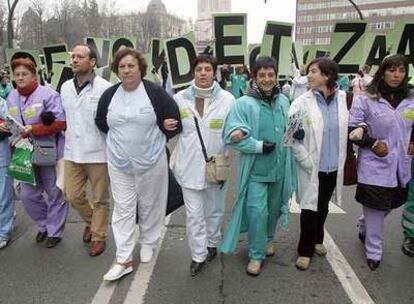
[24,107,37,119]
[8,107,18,117]
[209,119,224,130]
[180,108,191,119]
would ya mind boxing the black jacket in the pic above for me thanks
[95,79,182,139]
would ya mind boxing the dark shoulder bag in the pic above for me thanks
[343,94,357,186]
[19,99,57,166]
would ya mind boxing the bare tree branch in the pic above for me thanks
[7,0,20,47]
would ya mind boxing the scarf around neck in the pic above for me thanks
[246,81,280,104]
[378,79,410,108]
[193,82,215,99]
[17,78,39,97]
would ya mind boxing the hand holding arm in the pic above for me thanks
[349,127,364,141]
[230,129,245,143]
[163,118,179,131]
[371,140,388,157]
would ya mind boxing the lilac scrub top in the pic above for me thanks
[349,93,414,188]
[7,86,66,160]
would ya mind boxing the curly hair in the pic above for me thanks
[111,47,147,78]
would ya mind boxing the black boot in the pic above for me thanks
[207,247,217,262]
[190,260,205,277]
[46,237,62,248]
[401,237,414,257]
[366,259,380,271]
[35,231,47,243]
[358,232,365,243]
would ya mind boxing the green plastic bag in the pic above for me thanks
[8,139,36,186]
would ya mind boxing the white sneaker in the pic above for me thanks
[315,244,327,256]
[140,244,154,263]
[266,243,276,257]
[0,239,8,249]
[103,264,133,281]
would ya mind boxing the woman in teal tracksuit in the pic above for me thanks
[219,56,296,276]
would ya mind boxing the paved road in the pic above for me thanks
[1,157,414,304]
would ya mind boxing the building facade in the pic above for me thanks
[296,0,414,45]
[195,0,231,52]
[100,0,189,51]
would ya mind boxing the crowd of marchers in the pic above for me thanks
[0,44,414,282]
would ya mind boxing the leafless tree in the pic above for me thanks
[0,2,5,46]
[50,0,87,47]
[100,0,118,37]
[86,0,101,36]
[7,0,20,47]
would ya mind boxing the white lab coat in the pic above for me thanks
[289,90,349,211]
[60,75,112,163]
[171,83,235,190]
[172,82,234,262]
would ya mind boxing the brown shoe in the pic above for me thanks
[89,241,106,256]
[83,226,92,243]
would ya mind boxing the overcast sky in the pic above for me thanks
[97,0,297,43]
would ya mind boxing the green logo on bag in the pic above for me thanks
[8,146,36,185]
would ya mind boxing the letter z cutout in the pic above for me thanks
[332,23,366,74]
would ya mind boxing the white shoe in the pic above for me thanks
[140,244,154,263]
[0,239,8,249]
[315,244,327,256]
[296,256,311,270]
[103,264,133,281]
[266,243,276,257]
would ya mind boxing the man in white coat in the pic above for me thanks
[60,44,112,256]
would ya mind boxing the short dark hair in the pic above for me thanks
[111,47,147,78]
[252,56,278,78]
[306,57,339,89]
[72,43,98,63]
[191,54,217,75]
[366,54,409,96]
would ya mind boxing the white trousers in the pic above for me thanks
[108,153,168,263]
[182,185,227,263]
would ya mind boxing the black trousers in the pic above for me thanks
[298,171,337,257]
